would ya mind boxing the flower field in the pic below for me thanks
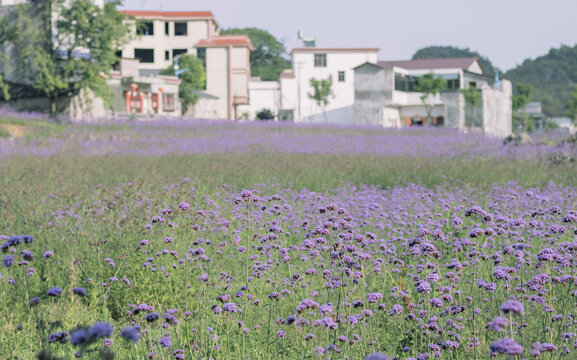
[1,116,577,359]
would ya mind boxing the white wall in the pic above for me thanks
[237,80,280,120]
[290,49,378,124]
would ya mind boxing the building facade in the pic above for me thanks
[279,48,379,124]
[118,11,252,120]
[354,58,512,137]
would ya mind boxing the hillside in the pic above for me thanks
[505,44,577,117]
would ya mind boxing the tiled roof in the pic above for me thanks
[120,10,215,18]
[377,57,479,71]
[196,35,254,50]
[279,70,295,79]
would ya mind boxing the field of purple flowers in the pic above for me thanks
[1,115,577,359]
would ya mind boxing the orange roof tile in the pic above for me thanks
[120,10,215,18]
[196,35,254,51]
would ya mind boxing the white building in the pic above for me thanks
[279,48,379,124]
[236,77,280,120]
[354,58,512,137]
[119,11,253,119]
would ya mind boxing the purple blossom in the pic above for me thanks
[489,338,523,356]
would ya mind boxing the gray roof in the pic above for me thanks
[376,57,479,71]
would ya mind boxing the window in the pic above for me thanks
[174,22,187,36]
[163,93,176,112]
[164,50,170,61]
[395,73,418,92]
[338,71,345,82]
[136,21,154,36]
[165,22,169,35]
[469,81,476,88]
[134,49,154,63]
[172,49,187,59]
[314,53,326,67]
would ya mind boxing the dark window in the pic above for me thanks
[172,49,187,58]
[165,22,169,35]
[134,48,154,63]
[174,22,187,36]
[164,50,170,61]
[338,71,345,82]
[115,50,122,59]
[395,73,418,92]
[469,81,476,88]
[446,79,460,90]
[136,21,154,36]
[314,53,327,67]
[197,47,206,68]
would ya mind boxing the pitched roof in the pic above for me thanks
[196,35,254,50]
[120,10,215,18]
[376,57,479,71]
[279,70,295,79]
[292,47,379,54]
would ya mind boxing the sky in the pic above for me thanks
[121,0,577,71]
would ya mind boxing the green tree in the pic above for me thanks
[220,27,290,81]
[0,0,130,114]
[512,82,534,131]
[159,54,205,113]
[308,76,333,123]
[415,73,447,124]
[505,44,577,117]
[566,85,577,125]
[256,108,275,121]
[461,85,482,129]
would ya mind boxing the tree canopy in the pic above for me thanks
[220,27,291,81]
[505,44,577,117]
[412,46,496,77]
[0,0,130,113]
[308,76,333,123]
[415,73,447,123]
[159,54,205,113]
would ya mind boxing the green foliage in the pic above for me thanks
[412,45,496,76]
[0,0,130,113]
[308,76,333,123]
[566,86,577,125]
[512,82,533,111]
[220,27,291,81]
[461,86,482,129]
[505,44,577,117]
[256,108,275,120]
[159,54,206,113]
[0,74,10,101]
[415,73,447,122]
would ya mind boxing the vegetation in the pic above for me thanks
[256,108,275,120]
[461,85,482,129]
[415,73,447,124]
[566,85,577,125]
[308,76,333,123]
[0,0,130,114]
[505,44,577,117]
[220,27,291,81]
[159,54,206,113]
[412,45,496,77]
[512,82,535,132]
[1,118,577,359]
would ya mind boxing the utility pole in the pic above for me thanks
[295,61,304,121]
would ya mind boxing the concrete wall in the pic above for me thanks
[354,64,388,126]
[203,47,229,119]
[481,80,512,138]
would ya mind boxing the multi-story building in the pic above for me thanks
[119,11,253,119]
[279,48,379,124]
[354,57,512,137]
